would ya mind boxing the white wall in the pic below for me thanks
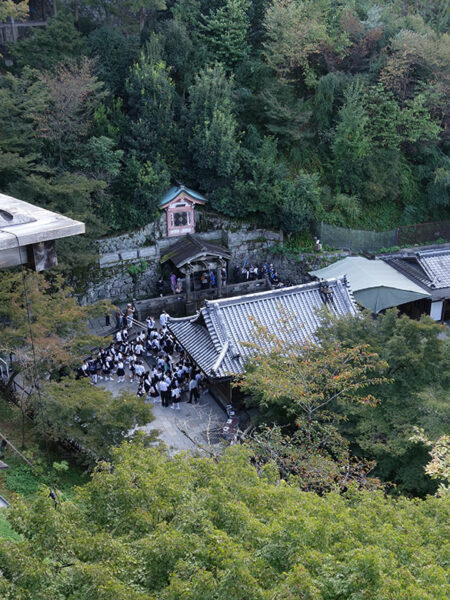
[430,300,443,321]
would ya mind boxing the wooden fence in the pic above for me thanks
[0,19,47,44]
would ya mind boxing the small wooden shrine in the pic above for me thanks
[158,185,208,237]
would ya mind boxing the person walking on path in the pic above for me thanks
[171,384,181,410]
[188,377,199,404]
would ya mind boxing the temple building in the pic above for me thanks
[310,256,431,314]
[160,233,231,311]
[168,277,358,406]
[380,245,450,321]
[158,185,208,237]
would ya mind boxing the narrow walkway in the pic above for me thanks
[87,315,117,338]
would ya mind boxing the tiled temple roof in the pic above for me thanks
[168,277,358,379]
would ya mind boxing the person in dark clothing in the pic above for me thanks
[0,439,7,458]
[188,377,199,403]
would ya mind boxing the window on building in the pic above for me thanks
[173,212,188,227]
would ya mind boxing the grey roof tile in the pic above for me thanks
[160,234,230,269]
[417,250,450,288]
[168,277,358,379]
[382,247,450,290]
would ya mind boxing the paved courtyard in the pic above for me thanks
[88,314,229,453]
[99,376,227,453]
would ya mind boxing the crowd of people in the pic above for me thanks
[152,260,287,299]
[79,309,205,409]
[234,261,284,288]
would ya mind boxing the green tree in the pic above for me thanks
[0,0,29,21]
[70,136,124,182]
[187,64,240,192]
[332,80,371,196]
[279,170,323,236]
[263,0,332,87]
[238,312,387,428]
[11,9,85,70]
[88,26,139,95]
[113,151,170,229]
[317,309,450,495]
[0,441,448,598]
[0,270,108,390]
[261,81,313,148]
[126,49,177,162]
[243,423,381,494]
[237,132,287,220]
[199,0,251,70]
[0,68,48,157]
[37,378,155,465]
[158,18,194,91]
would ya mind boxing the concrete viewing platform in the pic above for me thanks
[0,193,85,270]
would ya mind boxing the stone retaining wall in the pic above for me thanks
[80,259,160,305]
[80,217,284,304]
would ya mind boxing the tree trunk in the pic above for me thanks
[139,7,146,33]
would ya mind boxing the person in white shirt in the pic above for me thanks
[159,310,168,328]
[81,361,89,378]
[171,385,181,410]
[134,362,145,378]
[116,360,125,383]
[195,371,204,394]
[188,378,198,404]
[158,379,169,407]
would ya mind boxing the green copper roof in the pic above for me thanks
[158,185,208,208]
[310,256,430,313]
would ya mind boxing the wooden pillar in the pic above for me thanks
[185,270,192,303]
[217,264,223,298]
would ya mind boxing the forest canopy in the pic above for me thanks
[0,0,449,243]
[0,440,448,600]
